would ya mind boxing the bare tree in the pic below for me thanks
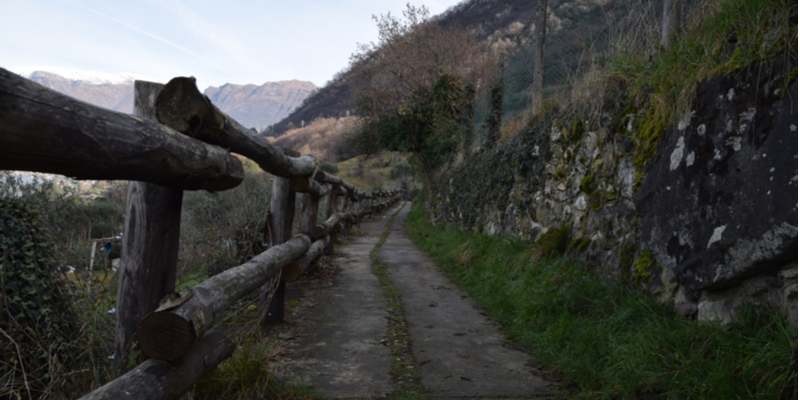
[531,0,548,114]
[349,4,496,123]
[661,0,681,48]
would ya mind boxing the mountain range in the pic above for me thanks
[13,67,316,130]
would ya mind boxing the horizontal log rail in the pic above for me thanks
[136,196,403,363]
[155,77,316,178]
[78,326,234,400]
[2,69,409,400]
[289,175,330,198]
[282,235,330,282]
[78,190,405,399]
[136,234,312,361]
[0,69,244,191]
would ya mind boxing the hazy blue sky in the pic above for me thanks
[1,0,462,89]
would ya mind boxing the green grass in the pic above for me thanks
[405,200,797,399]
[187,310,321,400]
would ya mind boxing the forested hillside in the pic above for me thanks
[264,0,545,138]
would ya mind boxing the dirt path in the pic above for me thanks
[276,202,556,399]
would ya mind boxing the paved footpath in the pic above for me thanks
[276,202,556,399]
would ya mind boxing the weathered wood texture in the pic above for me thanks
[155,77,316,177]
[310,213,344,240]
[300,194,319,236]
[285,236,329,280]
[114,81,184,377]
[260,176,295,325]
[80,326,234,400]
[137,235,312,361]
[289,175,330,198]
[314,171,355,193]
[324,193,338,255]
[0,68,243,190]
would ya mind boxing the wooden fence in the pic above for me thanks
[0,68,407,399]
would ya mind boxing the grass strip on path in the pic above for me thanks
[404,199,797,400]
[368,202,428,400]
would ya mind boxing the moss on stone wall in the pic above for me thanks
[632,105,670,193]
[633,248,656,285]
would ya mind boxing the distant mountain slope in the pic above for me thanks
[438,0,539,38]
[262,79,353,137]
[15,68,316,129]
[205,80,316,130]
[265,0,542,138]
[24,71,136,113]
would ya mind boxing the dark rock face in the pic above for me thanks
[636,58,798,291]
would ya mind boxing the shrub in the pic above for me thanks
[318,161,339,175]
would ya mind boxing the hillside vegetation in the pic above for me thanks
[269,116,360,162]
[358,0,796,397]
[263,0,543,138]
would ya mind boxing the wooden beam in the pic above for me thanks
[155,77,316,178]
[80,326,234,400]
[289,175,330,198]
[313,170,355,192]
[331,185,348,197]
[0,68,243,191]
[324,191,338,255]
[114,81,184,377]
[260,176,295,326]
[284,236,329,281]
[299,194,319,236]
[136,235,312,362]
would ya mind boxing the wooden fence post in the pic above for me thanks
[114,81,183,377]
[260,176,294,326]
[324,191,337,255]
[297,193,319,275]
[300,193,319,235]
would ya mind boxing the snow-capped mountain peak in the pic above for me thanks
[9,66,158,85]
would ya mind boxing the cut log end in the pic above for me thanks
[289,176,309,193]
[282,263,303,282]
[137,312,196,362]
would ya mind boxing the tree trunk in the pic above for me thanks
[661,0,681,48]
[532,0,547,113]
[114,81,184,377]
[155,77,316,178]
[0,69,242,191]
[136,235,311,361]
[80,326,234,400]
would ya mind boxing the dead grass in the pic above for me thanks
[334,152,412,190]
[271,117,360,162]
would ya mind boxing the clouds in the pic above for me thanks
[1,0,462,88]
